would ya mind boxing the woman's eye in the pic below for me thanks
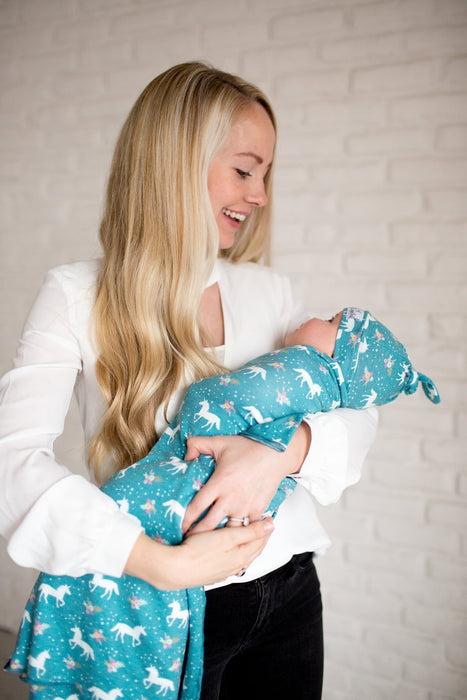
[235,168,252,178]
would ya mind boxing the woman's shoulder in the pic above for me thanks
[46,259,100,288]
[41,259,100,306]
[219,259,291,295]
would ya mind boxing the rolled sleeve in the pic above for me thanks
[7,475,143,577]
[295,407,378,505]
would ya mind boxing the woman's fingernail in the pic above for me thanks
[263,520,274,532]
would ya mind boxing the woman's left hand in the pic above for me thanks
[181,423,310,534]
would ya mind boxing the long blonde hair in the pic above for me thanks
[89,62,276,483]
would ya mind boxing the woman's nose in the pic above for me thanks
[245,179,268,208]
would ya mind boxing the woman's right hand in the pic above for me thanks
[124,518,274,590]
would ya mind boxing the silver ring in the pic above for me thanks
[237,567,247,577]
[229,516,250,526]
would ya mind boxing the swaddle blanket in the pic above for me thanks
[6,308,439,699]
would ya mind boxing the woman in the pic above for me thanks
[0,62,377,699]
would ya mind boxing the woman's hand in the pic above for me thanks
[181,423,311,534]
[124,519,274,590]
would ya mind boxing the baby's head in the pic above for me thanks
[285,310,344,357]
[286,307,440,407]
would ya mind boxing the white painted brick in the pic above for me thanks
[352,59,434,93]
[276,129,344,159]
[406,24,467,54]
[110,7,175,36]
[322,32,403,63]
[404,660,467,697]
[348,127,432,155]
[423,438,467,468]
[327,636,404,679]
[304,97,386,128]
[270,6,345,40]
[346,542,427,577]
[391,221,467,249]
[431,252,467,282]
[427,500,466,529]
[446,639,467,673]
[443,55,467,88]
[378,400,453,435]
[427,189,467,218]
[428,554,467,587]
[390,93,467,125]
[436,123,467,151]
[77,40,133,71]
[351,0,439,34]
[325,586,403,626]
[0,0,21,28]
[339,189,422,218]
[390,157,467,185]
[20,0,76,23]
[365,625,443,665]
[311,159,385,187]
[345,487,425,523]
[275,68,348,102]
[344,250,427,280]
[387,282,467,313]
[336,222,390,249]
[241,45,313,85]
[201,19,268,50]
[434,0,467,20]
[376,516,460,555]
[50,16,113,47]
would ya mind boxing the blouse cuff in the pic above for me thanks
[294,412,350,505]
[8,475,143,578]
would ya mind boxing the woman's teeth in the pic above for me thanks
[222,208,246,222]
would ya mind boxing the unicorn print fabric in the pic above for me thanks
[6,307,439,699]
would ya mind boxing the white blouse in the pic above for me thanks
[0,259,377,583]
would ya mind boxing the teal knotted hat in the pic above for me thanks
[332,307,440,409]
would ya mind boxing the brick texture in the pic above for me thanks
[1,1,466,697]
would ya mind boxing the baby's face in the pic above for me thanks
[285,310,344,357]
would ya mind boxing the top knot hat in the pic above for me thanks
[332,307,440,409]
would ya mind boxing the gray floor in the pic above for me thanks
[0,628,29,699]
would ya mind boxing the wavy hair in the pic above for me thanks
[88,62,276,483]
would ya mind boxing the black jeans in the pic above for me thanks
[200,552,324,700]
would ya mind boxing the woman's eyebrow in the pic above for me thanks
[235,151,264,164]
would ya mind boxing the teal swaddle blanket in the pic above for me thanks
[6,307,439,699]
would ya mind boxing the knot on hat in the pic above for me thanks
[404,367,441,404]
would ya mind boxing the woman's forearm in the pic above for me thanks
[124,521,274,590]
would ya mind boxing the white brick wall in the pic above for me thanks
[1,1,466,697]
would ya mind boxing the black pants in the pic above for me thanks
[200,552,324,700]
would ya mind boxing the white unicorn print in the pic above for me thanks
[143,665,175,694]
[88,688,123,700]
[166,600,189,628]
[361,388,378,408]
[243,365,267,380]
[163,499,185,522]
[243,405,273,425]
[111,622,147,646]
[27,650,50,677]
[69,626,95,660]
[38,582,71,607]
[21,609,31,626]
[162,455,188,474]
[293,368,323,399]
[165,424,181,443]
[193,399,221,431]
[116,497,129,513]
[89,574,119,599]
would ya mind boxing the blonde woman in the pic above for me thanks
[0,63,377,699]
